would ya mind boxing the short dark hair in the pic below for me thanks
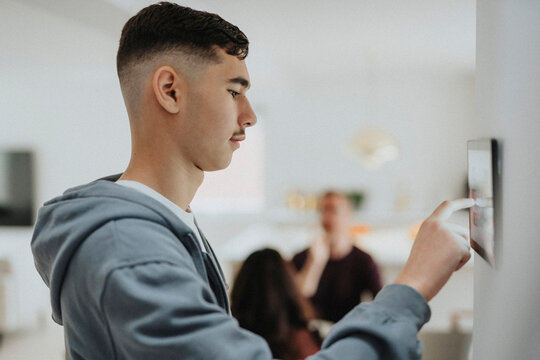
[117,2,249,76]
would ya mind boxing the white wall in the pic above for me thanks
[0,0,130,330]
[474,1,540,358]
[260,64,475,216]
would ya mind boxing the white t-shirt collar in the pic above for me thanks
[115,180,207,253]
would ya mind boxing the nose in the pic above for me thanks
[239,97,257,128]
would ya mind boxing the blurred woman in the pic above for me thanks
[231,248,321,360]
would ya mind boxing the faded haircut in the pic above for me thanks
[117,1,249,79]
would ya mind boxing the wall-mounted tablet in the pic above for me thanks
[467,139,498,266]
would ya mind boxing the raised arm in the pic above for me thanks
[294,236,330,298]
[309,198,475,359]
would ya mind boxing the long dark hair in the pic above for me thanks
[231,248,315,359]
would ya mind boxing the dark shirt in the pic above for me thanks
[285,328,321,360]
[292,246,382,323]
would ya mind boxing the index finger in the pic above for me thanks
[431,198,475,220]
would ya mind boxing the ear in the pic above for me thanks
[152,66,182,114]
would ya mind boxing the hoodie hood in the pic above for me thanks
[31,177,193,324]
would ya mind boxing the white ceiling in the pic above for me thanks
[21,0,475,86]
[113,1,475,74]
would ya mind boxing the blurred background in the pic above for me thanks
[0,0,538,359]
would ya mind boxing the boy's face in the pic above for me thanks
[178,48,257,172]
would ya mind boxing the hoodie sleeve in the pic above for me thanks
[102,258,429,360]
[310,284,431,360]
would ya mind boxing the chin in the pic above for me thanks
[202,158,233,172]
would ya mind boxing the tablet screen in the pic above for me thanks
[468,139,497,266]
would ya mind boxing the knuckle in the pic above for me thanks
[428,219,443,232]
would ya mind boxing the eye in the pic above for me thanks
[228,89,240,98]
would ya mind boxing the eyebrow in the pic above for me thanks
[228,77,250,89]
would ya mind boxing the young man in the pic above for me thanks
[31,3,474,359]
[293,191,383,323]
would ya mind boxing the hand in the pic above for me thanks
[295,234,331,298]
[308,235,330,266]
[395,198,475,302]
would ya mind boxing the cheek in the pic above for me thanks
[188,93,237,140]
[205,96,231,120]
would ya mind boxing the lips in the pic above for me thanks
[230,135,246,142]
[229,135,245,149]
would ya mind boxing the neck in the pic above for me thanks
[119,144,203,211]
[326,231,353,260]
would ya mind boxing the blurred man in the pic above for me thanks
[31,2,474,359]
[293,191,382,322]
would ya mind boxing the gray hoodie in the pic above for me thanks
[32,177,430,359]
